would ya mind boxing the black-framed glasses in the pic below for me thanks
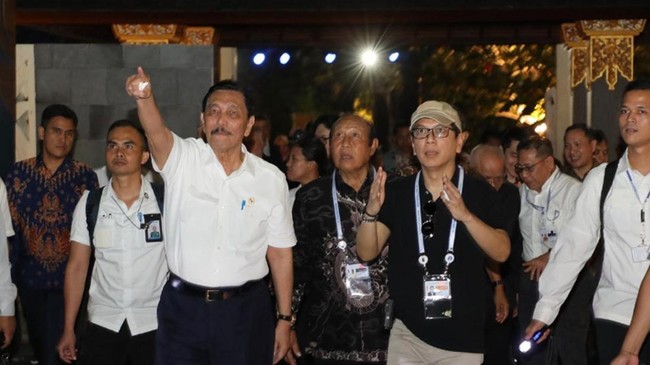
[421,199,437,237]
[514,159,545,175]
[410,125,459,140]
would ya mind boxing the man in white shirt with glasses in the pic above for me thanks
[516,136,593,365]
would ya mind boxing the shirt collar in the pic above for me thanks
[105,175,148,202]
[524,166,560,197]
[35,154,74,174]
[239,144,257,177]
[334,166,376,193]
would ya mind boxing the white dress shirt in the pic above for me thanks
[152,133,296,287]
[519,167,581,261]
[0,178,16,316]
[534,151,650,326]
[70,177,167,335]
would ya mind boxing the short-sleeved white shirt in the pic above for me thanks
[0,178,16,316]
[70,177,167,335]
[152,133,296,287]
[519,167,581,261]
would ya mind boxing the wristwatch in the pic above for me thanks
[492,279,504,288]
[277,312,296,327]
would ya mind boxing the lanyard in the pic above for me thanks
[626,170,650,245]
[331,168,375,250]
[414,166,464,274]
[525,171,560,218]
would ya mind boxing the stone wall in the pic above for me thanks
[34,44,214,168]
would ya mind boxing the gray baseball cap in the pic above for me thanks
[410,100,462,132]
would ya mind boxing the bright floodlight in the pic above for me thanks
[361,49,378,67]
[325,53,337,64]
[388,52,400,62]
[253,53,266,65]
[279,52,291,65]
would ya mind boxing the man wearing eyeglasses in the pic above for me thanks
[357,101,516,364]
[515,137,589,365]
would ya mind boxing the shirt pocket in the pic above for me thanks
[93,218,114,249]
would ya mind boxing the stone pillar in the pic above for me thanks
[0,0,15,176]
[219,47,238,81]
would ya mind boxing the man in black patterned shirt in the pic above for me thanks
[286,115,391,365]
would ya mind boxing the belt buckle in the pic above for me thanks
[205,289,219,302]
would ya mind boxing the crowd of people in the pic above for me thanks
[0,68,649,365]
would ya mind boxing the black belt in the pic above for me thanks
[168,273,262,302]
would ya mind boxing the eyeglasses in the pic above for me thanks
[410,125,458,140]
[514,159,545,175]
[421,199,437,238]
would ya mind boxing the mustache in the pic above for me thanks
[210,127,232,136]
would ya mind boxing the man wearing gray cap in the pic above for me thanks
[357,101,516,364]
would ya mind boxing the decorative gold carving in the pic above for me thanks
[580,19,646,36]
[112,24,183,44]
[181,27,216,45]
[562,23,587,47]
[562,23,589,88]
[572,47,589,88]
[590,36,634,90]
[562,19,646,90]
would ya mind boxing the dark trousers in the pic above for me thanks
[78,321,155,365]
[548,267,597,365]
[18,287,64,365]
[518,274,549,365]
[518,268,597,365]
[595,318,650,365]
[483,315,514,365]
[155,278,274,365]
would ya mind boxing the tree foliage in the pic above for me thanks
[417,44,556,143]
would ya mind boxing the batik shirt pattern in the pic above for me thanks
[6,156,98,289]
[292,171,391,363]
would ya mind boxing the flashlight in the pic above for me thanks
[518,325,549,353]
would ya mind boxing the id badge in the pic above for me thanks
[542,229,558,247]
[144,213,163,242]
[344,257,372,298]
[632,245,650,263]
[423,274,452,319]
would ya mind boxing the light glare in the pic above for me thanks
[361,49,378,67]
[253,53,266,65]
[388,52,399,62]
[279,52,291,65]
[325,53,337,64]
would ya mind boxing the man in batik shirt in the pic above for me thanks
[287,115,391,365]
[6,104,97,365]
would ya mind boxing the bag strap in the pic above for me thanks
[150,182,165,215]
[85,186,105,248]
[593,159,619,278]
[600,160,619,241]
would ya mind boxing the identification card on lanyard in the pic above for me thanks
[423,273,452,319]
[332,171,374,299]
[626,170,650,262]
[414,167,464,319]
